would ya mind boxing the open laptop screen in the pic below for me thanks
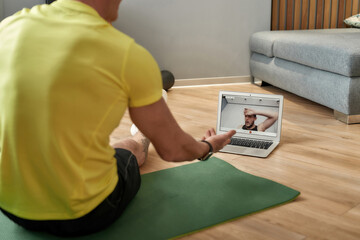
[219,94,280,137]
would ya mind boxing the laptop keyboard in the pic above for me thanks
[230,138,273,149]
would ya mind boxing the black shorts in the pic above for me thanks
[0,148,141,237]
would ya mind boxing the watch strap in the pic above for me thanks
[198,140,213,161]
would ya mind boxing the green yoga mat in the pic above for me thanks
[0,157,300,239]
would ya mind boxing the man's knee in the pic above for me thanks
[111,139,140,156]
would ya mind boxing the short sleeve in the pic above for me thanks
[123,42,162,108]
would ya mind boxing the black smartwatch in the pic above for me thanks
[198,140,213,161]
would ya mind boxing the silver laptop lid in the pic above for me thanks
[216,91,284,142]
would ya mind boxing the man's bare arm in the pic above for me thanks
[129,98,236,162]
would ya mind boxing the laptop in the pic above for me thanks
[216,91,284,158]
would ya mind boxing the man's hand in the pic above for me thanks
[201,128,236,153]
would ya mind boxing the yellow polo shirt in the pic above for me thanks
[0,0,162,220]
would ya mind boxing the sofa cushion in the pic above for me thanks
[250,29,360,77]
[250,52,360,115]
[250,31,290,57]
[344,14,360,28]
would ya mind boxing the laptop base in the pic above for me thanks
[220,142,279,158]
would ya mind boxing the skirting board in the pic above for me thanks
[173,76,251,87]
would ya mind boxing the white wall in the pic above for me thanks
[1,0,271,79]
[114,0,271,79]
[2,0,43,19]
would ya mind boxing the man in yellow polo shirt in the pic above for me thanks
[0,0,235,236]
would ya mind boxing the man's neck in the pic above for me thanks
[74,0,113,22]
[244,124,256,130]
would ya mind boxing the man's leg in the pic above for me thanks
[110,132,150,167]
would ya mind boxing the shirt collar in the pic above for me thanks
[52,0,101,18]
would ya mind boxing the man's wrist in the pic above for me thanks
[198,140,213,161]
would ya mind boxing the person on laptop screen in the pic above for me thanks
[239,108,278,132]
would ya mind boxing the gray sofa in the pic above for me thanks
[249,28,360,124]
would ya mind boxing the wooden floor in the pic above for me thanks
[110,83,360,240]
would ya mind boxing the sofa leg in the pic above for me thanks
[252,77,272,87]
[334,110,360,124]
